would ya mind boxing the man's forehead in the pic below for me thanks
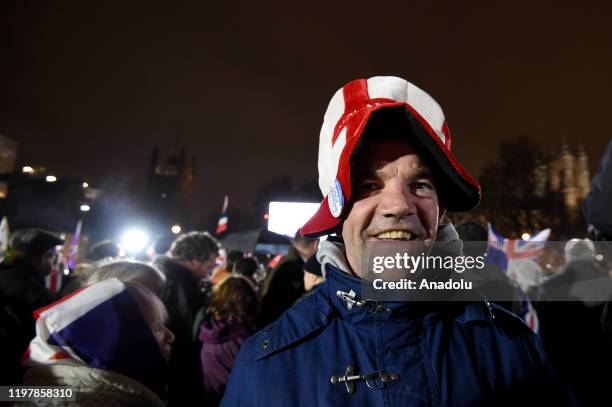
[355,139,432,175]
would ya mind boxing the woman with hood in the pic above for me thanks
[21,277,174,406]
[199,275,259,406]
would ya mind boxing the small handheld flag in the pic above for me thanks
[216,196,229,235]
[64,220,83,269]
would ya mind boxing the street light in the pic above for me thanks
[171,224,182,234]
[22,166,34,174]
[80,204,91,212]
[46,175,57,183]
[120,228,150,254]
[82,182,89,188]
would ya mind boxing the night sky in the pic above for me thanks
[2,1,611,220]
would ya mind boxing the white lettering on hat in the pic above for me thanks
[328,179,344,218]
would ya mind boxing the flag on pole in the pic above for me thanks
[216,196,229,235]
[64,220,83,269]
[0,216,9,263]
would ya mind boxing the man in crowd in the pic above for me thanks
[154,231,219,406]
[257,231,318,328]
[222,77,574,405]
[0,228,63,384]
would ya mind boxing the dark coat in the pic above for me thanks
[222,265,575,406]
[154,255,206,406]
[258,247,305,328]
[0,259,53,384]
[199,318,255,406]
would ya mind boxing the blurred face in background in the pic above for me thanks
[294,240,319,262]
[188,254,217,279]
[136,291,175,362]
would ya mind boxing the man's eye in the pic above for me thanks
[358,182,381,191]
[414,182,434,190]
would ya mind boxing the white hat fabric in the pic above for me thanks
[301,76,481,237]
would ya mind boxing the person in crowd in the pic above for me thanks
[199,275,259,406]
[233,257,259,284]
[153,230,219,406]
[0,228,63,384]
[88,239,121,261]
[211,250,243,286]
[21,278,173,406]
[536,238,612,406]
[302,254,324,293]
[87,259,167,296]
[257,231,318,328]
[222,77,574,405]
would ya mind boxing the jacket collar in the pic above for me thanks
[322,264,453,323]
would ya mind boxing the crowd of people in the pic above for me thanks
[0,228,323,405]
[1,76,611,406]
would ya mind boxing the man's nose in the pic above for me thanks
[379,182,416,219]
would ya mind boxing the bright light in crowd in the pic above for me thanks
[80,204,91,212]
[268,202,320,237]
[596,254,604,262]
[46,175,57,183]
[521,233,531,240]
[82,182,89,188]
[171,224,182,234]
[120,228,150,254]
[22,166,34,173]
[63,268,70,275]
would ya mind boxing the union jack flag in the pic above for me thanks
[487,224,550,261]
[486,223,547,334]
[23,278,165,393]
[504,229,550,260]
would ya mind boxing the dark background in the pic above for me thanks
[1,0,611,234]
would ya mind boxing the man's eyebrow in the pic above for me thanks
[412,167,434,179]
[356,164,435,180]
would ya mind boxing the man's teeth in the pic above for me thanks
[376,231,412,240]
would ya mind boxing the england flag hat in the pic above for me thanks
[300,76,481,237]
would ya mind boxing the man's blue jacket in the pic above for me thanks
[221,265,574,406]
